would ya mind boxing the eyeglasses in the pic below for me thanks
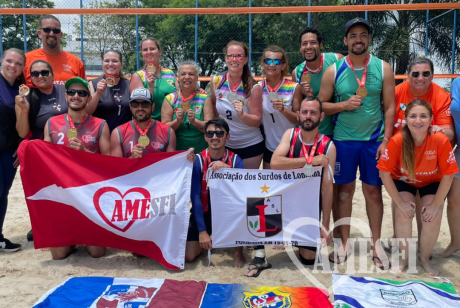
[130,101,152,108]
[103,47,121,53]
[225,54,246,61]
[66,89,89,97]
[411,71,431,78]
[263,58,283,66]
[30,70,50,78]
[41,28,61,34]
[205,130,225,138]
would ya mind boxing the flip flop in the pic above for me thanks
[370,256,391,270]
[329,251,349,264]
[383,242,399,254]
[245,257,272,278]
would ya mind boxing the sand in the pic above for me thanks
[2,170,460,307]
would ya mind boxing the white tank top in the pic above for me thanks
[213,73,263,149]
[260,78,298,152]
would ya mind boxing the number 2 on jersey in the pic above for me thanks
[226,110,232,120]
[57,132,65,144]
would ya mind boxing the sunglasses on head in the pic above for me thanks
[41,27,61,34]
[130,101,152,108]
[205,130,225,138]
[66,89,89,97]
[103,47,121,53]
[263,58,283,66]
[225,54,245,61]
[411,71,431,78]
[30,70,50,78]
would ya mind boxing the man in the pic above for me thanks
[110,87,176,158]
[185,117,245,269]
[318,17,395,269]
[24,15,86,86]
[244,97,335,277]
[44,76,110,259]
[292,27,343,138]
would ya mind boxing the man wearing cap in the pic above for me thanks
[43,77,110,259]
[318,17,395,269]
[24,15,86,86]
[111,87,176,158]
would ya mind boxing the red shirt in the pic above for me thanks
[377,132,458,187]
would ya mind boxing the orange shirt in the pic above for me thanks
[377,132,458,188]
[393,81,453,135]
[24,49,86,87]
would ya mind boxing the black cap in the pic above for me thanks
[344,17,371,36]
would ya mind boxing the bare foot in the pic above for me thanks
[234,247,245,269]
[390,258,407,274]
[419,259,439,276]
[439,243,460,258]
[272,245,285,250]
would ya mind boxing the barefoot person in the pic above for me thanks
[44,77,110,259]
[185,118,244,263]
[377,99,457,276]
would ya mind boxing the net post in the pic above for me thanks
[22,0,26,52]
[136,0,139,71]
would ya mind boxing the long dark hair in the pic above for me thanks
[223,41,255,98]
[28,60,54,128]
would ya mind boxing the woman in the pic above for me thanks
[161,60,214,152]
[87,49,131,131]
[130,38,176,121]
[259,45,302,169]
[210,41,264,170]
[15,60,67,140]
[0,48,26,252]
[15,59,67,242]
[377,99,458,276]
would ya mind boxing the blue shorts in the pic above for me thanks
[334,140,382,186]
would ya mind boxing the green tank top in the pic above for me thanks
[165,91,208,152]
[332,55,384,142]
[295,52,338,136]
[135,67,176,121]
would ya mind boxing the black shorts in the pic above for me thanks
[393,179,440,198]
[187,211,212,242]
[227,140,264,159]
[263,148,274,164]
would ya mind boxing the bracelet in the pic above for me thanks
[21,109,29,114]
[383,137,390,142]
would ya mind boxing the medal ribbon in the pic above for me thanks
[133,119,152,137]
[146,62,160,69]
[346,55,369,88]
[67,114,88,131]
[227,73,241,93]
[179,90,196,103]
[302,132,320,165]
[266,78,283,93]
[104,74,119,79]
[206,149,228,165]
[27,82,53,90]
[302,54,324,77]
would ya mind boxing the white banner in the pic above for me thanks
[209,168,321,248]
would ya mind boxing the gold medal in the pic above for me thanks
[146,63,156,74]
[181,101,191,111]
[301,74,311,83]
[138,135,150,147]
[67,128,78,139]
[106,76,116,87]
[19,84,30,96]
[356,86,368,98]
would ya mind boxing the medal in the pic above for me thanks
[138,135,150,147]
[227,73,241,103]
[227,92,237,103]
[300,54,323,84]
[181,101,191,111]
[301,74,311,83]
[179,90,195,112]
[303,164,314,176]
[106,75,116,87]
[268,92,278,101]
[66,113,88,140]
[356,86,368,98]
[266,78,283,102]
[301,132,320,176]
[146,63,156,74]
[19,84,30,96]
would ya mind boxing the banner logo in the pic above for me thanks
[380,289,417,306]
[247,195,282,238]
[242,290,292,308]
[96,285,157,308]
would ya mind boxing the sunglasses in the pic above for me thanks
[103,47,121,53]
[66,89,89,97]
[411,71,431,78]
[205,130,225,138]
[263,58,283,66]
[130,101,152,108]
[225,54,246,61]
[30,70,50,78]
[41,27,61,34]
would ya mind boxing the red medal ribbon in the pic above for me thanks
[227,73,241,93]
[104,74,119,79]
[27,82,53,90]
[302,54,324,77]
[266,78,283,93]
[133,119,153,136]
[179,90,196,103]
[346,55,369,88]
[206,149,228,165]
[67,114,88,131]
[301,132,320,165]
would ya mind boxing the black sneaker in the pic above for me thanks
[27,229,33,242]
[0,238,22,252]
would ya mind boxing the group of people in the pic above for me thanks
[1,14,460,278]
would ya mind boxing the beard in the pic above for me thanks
[304,50,319,62]
[350,44,367,56]
[134,113,151,122]
[46,38,58,49]
[300,118,320,131]
[68,102,86,112]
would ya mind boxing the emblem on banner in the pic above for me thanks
[246,195,282,238]
[380,289,417,306]
[242,290,292,308]
[95,285,157,308]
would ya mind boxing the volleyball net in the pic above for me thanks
[0,2,459,89]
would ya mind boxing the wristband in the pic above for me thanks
[383,137,390,142]
[21,109,29,114]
